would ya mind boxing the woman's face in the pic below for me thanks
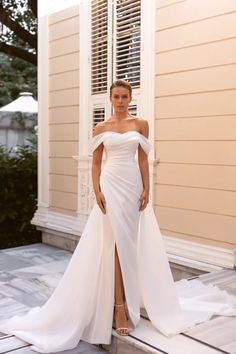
[110,86,132,114]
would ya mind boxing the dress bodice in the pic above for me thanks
[91,131,151,165]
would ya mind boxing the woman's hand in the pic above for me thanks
[139,190,149,211]
[95,191,106,214]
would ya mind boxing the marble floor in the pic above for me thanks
[0,243,236,354]
[0,243,106,354]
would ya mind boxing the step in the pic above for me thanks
[0,335,29,353]
[0,335,106,354]
[102,317,228,354]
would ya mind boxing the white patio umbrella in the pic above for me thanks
[0,92,38,113]
[0,92,38,152]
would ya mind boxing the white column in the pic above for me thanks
[31,14,49,226]
[140,0,158,204]
[75,0,93,227]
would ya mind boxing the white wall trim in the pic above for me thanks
[34,206,236,270]
[140,0,157,203]
[140,0,156,161]
[32,210,85,236]
[79,0,91,155]
[163,235,236,270]
[36,15,49,211]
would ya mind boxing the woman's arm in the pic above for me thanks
[92,123,106,214]
[138,119,150,211]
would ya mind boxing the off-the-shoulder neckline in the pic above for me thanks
[92,130,149,140]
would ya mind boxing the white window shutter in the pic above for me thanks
[91,0,109,94]
[92,107,105,129]
[115,0,141,87]
[90,0,141,136]
[128,104,137,116]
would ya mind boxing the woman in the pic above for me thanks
[0,80,235,353]
[92,79,150,336]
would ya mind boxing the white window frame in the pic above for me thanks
[79,0,156,156]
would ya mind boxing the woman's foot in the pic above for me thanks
[114,303,129,336]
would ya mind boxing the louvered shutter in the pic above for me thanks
[115,0,141,87]
[91,0,109,94]
[90,0,141,136]
[93,107,105,130]
[128,104,137,116]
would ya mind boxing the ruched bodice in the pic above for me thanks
[91,130,151,165]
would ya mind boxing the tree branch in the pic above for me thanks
[0,5,37,49]
[28,0,37,18]
[0,41,37,65]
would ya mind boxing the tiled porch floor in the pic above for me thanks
[0,243,236,354]
[0,243,106,354]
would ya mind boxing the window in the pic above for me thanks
[90,0,141,128]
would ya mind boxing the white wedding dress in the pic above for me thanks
[0,131,236,353]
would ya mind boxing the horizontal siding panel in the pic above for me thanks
[156,0,236,30]
[156,38,236,74]
[156,116,236,140]
[49,5,80,25]
[49,88,79,108]
[155,90,236,118]
[49,157,77,176]
[155,206,236,245]
[156,64,236,97]
[156,0,185,9]
[50,142,78,158]
[155,184,236,217]
[49,16,79,41]
[161,230,235,249]
[49,34,79,58]
[156,141,236,165]
[49,70,79,91]
[155,164,236,191]
[50,175,77,193]
[49,206,77,216]
[49,123,79,141]
[50,191,77,211]
[49,53,79,75]
[156,12,236,52]
[49,106,80,124]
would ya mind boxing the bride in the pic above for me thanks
[92,79,150,337]
[0,80,235,353]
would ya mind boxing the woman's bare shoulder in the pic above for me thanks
[135,117,149,137]
[93,121,108,137]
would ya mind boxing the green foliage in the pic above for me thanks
[0,141,41,249]
[0,52,37,107]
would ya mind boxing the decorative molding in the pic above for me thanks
[163,235,236,270]
[73,155,94,216]
[32,209,86,236]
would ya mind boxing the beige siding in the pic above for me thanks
[48,5,80,215]
[155,1,236,248]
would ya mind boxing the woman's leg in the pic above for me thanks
[114,245,129,333]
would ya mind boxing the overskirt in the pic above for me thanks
[0,131,235,353]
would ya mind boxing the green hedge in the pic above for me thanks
[0,142,41,249]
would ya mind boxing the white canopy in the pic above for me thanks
[0,92,38,113]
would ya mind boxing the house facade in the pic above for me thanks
[33,0,236,279]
